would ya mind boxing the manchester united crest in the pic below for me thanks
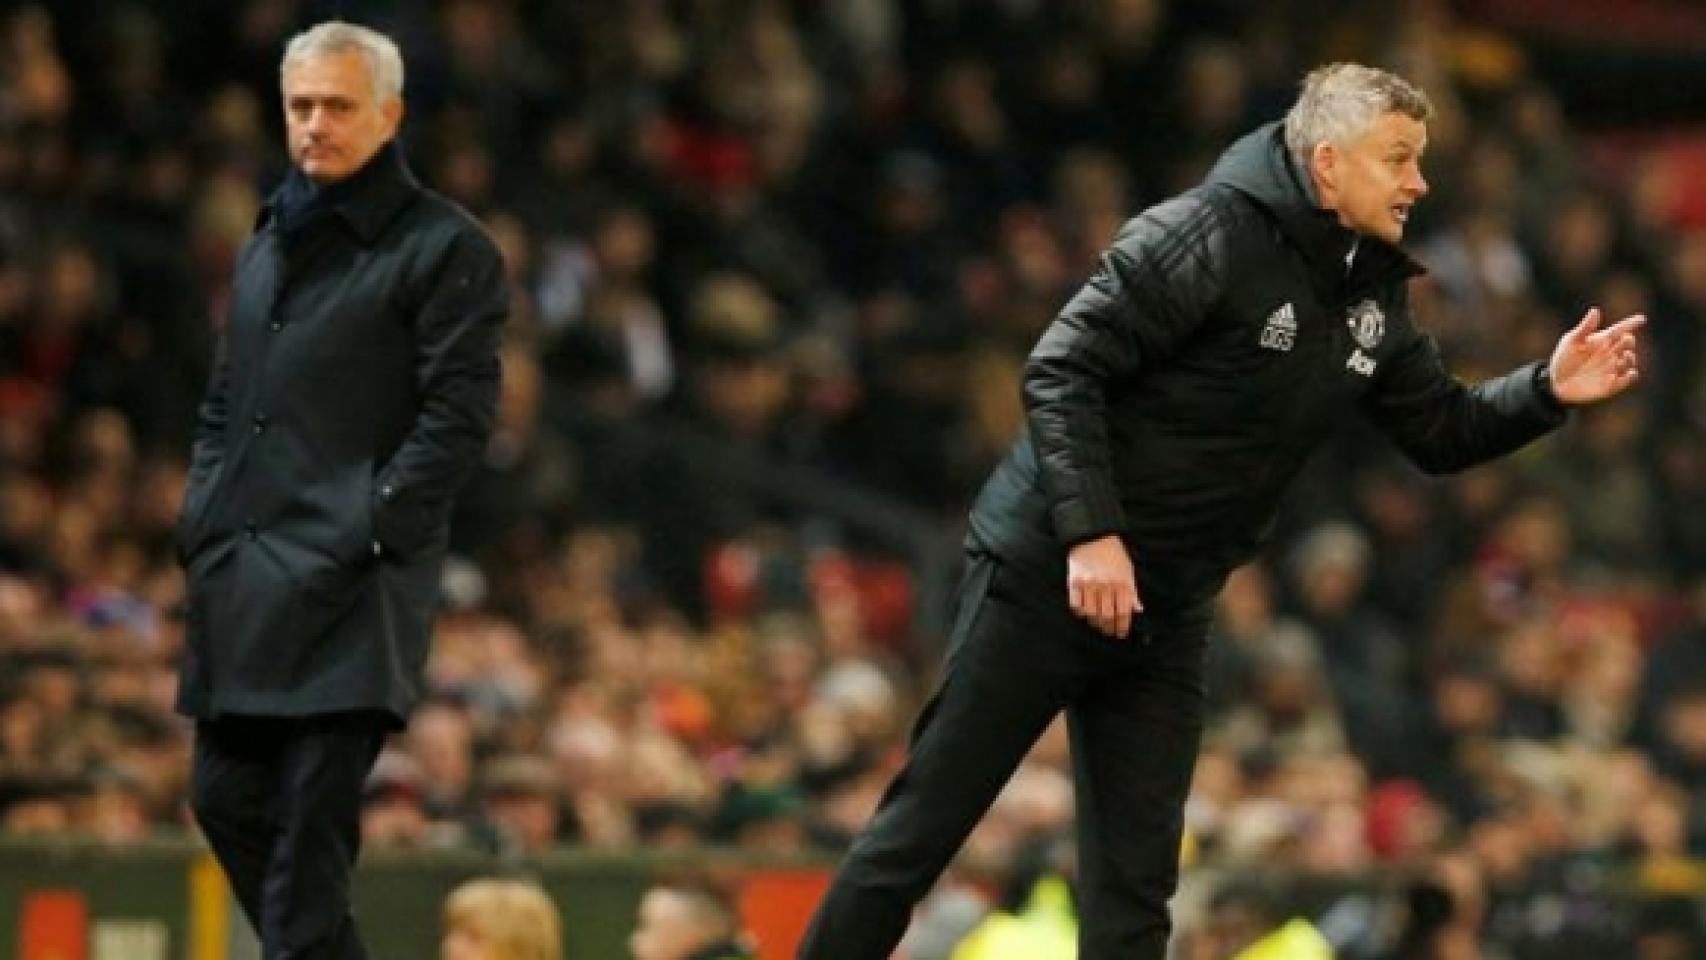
[1346,299,1385,350]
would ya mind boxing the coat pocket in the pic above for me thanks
[270,459,379,598]
[298,505,376,599]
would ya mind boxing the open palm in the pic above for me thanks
[1549,308,1644,405]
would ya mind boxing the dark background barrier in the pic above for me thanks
[1,838,834,960]
[9,837,1706,960]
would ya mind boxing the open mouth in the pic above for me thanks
[1392,205,1411,224]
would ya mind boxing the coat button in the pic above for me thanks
[379,484,396,502]
[243,520,258,540]
[269,319,283,332]
[252,413,268,435]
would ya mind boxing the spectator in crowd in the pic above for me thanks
[628,877,755,960]
[948,830,1078,960]
[441,877,564,960]
[1179,880,1332,960]
[360,747,434,849]
[477,753,567,855]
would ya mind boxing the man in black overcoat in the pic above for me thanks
[175,20,506,959]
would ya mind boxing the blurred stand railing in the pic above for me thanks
[547,397,968,652]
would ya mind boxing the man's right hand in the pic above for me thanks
[1067,534,1143,638]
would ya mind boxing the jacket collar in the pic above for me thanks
[1206,121,1424,295]
[259,139,418,245]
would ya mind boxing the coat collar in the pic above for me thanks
[1206,122,1424,295]
[258,139,418,245]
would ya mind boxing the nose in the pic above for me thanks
[1408,161,1429,198]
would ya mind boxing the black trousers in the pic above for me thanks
[798,551,1219,960]
[190,712,388,960]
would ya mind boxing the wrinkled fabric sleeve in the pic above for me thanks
[371,229,508,554]
[1363,301,1566,474]
[1023,200,1228,546]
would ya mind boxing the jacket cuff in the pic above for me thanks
[1050,477,1127,546]
[1525,360,1570,423]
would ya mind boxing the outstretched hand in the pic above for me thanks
[1548,308,1644,405]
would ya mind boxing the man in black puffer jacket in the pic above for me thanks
[800,63,1645,959]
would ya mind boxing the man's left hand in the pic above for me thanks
[1548,307,1645,405]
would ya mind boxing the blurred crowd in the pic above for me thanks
[2,0,1704,956]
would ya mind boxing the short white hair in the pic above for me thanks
[281,20,404,103]
[1283,63,1432,168]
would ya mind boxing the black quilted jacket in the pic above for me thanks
[967,122,1565,589]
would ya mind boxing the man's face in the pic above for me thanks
[282,50,401,184]
[408,707,472,787]
[1315,111,1429,244]
[628,891,711,960]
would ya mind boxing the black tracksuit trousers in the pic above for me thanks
[798,549,1221,959]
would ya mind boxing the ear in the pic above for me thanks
[1309,141,1339,207]
[381,96,405,138]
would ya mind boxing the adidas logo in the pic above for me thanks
[1259,302,1297,351]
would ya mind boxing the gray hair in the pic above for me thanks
[1283,63,1432,167]
[281,20,404,103]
